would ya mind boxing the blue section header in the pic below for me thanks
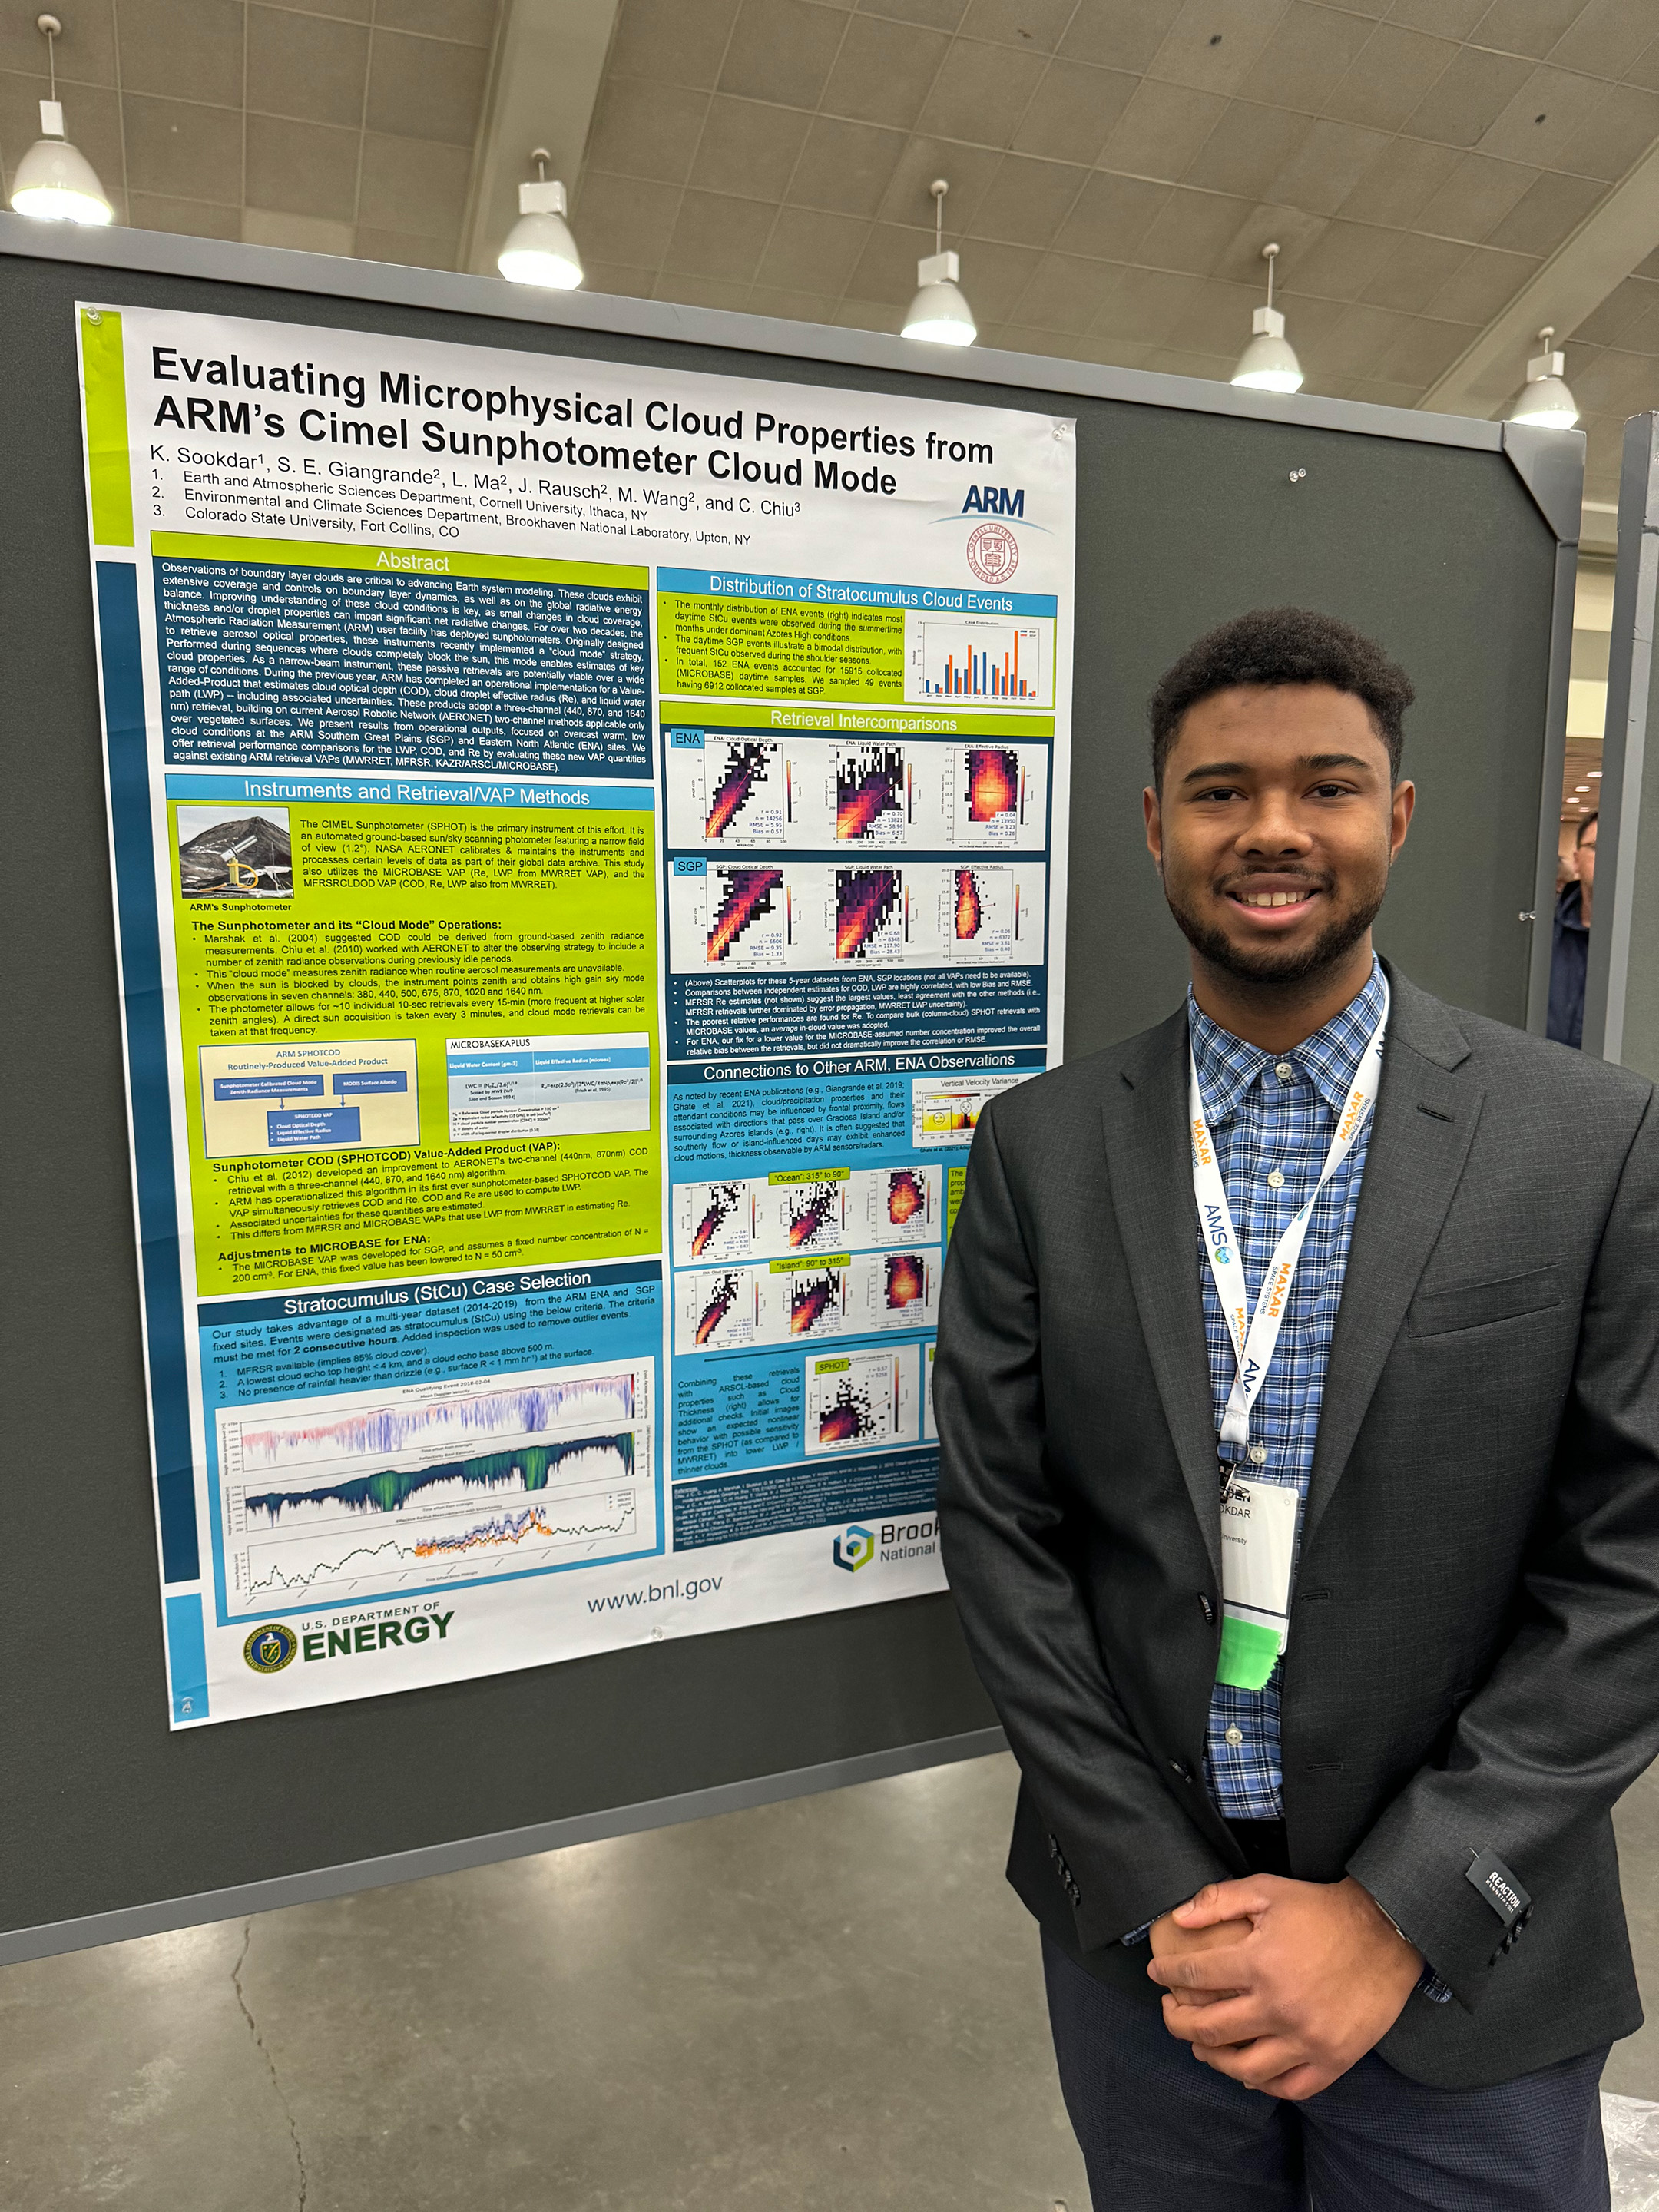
[202,1258,663,1328]
[657,568,1057,618]
[667,1046,1051,1085]
[164,773,655,811]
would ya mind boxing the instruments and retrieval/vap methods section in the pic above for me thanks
[77,300,1076,1724]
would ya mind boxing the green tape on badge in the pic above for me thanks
[1216,1616,1281,1690]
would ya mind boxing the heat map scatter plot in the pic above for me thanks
[966,748,1020,824]
[707,866,786,964]
[886,1170,928,1227]
[674,1265,763,1353]
[835,745,907,844]
[673,1181,750,1263]
[805,1346,920,1455]
[218,1358,656,1608]
[704,739,783,842]
[788,1267,845,1336]
[786,1181,844,1250]
[835,868,905,960]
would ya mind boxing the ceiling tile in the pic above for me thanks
[1557,346,1657,415]
[1058,0,1185,75]
[934,232,1035,315]
[1267,115,1392,214]
[1237,3,1376,111]
[846,215,936,300]
[355,137,470,234]
[662,188,780,279]
[876,134,1004,228]
[717,0,849,107]
[1357,229,1472,311]
[255,0,373,19]
[1097,78,1229,183]
[0,5,116,84]
[1213,195,1325,276]
[1304,298,1413,376]
[1550,80,1659,184]
[608,0,742,91]
[566,169,683,266]
[356,224,456,267]
[1424,240,1536,320]
[1467,0,1587,62]
[654,271,758,312]
[123,92,243,200]
[243,207,354,251]
[1011,249,1125,330]
[1550,0,1659,79]
[788,114,907,215]
[247,8,370,130]
[1279,214,1402,299]
[1146,0,1294,97]
[247,114,364,221]
[1101,261,1210,343]
[1054,167,1171,257]
[690,94,807,198]
[747,281,847,321]
[1136,184,1253,274]
[832,295,903,331]
[1376,313,1476,384]
[1383,0,1485,33]
[968,153,1086,247]
[579,258,659,293]
[1569,272,1659,347]
[373,0,496,41]
[1475,64,1614,168]
[1320,25,1457,132]
[1164,274,1259,352]
[366,30,488,144]
[1405,45,1535,146]
[129,190,240,235]
[1010,58,1137,164]
[820,13,950,128]
[116,0,243,104]
[585,78,709,187]
[856,0,967,28]
[1484,165,1604,251]
[1589,293,1659,357]
[755,204,870,290]
[1410,152,1535,243]
[912,35,1047,146]
[958,0,1076,51]
[1636,247,1659,279]
[1628,36,1659,92]
[1183,100,1313,199]
[1333,133,1462,225]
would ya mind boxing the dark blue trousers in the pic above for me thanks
[1043,1936,1610,2210]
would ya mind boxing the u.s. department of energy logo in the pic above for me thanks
[833,1525,875,1573]
[243,1624,298,1674]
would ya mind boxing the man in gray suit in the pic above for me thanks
[935,607,1659,2207]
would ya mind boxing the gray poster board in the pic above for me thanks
[0,220,1579,1962]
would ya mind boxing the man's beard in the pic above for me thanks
[1161,865,1388,993]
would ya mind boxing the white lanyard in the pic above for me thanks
[1189,980,1388,1468]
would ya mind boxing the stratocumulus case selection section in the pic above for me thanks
[77,301,1076,1725]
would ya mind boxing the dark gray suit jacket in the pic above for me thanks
[934,963,1659,2088]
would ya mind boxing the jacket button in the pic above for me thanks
[1170,1759,1193,1781]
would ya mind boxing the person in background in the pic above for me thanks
[1548,812,1597,1048]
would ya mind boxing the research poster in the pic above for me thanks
[77,301,1075,1725]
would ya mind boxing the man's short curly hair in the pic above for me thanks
[1149,608,1414,789]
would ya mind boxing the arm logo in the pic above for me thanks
[243,1623,298,1674]
[833,1525,875,1572]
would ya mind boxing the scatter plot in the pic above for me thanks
[789,1270,844,1336]
[704,740,777,840]
[965,748,1020,825]
[695,1270,743,1345]
[887,1171,926,1227]
[707,866,785,962]
[835,745,906,843]
[804,1346,920,1455]
[955,867,985,940]
[885,1253,927,1310]
[835,867,904,960]
[786,1181,843,1249]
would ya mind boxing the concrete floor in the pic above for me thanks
[5,1750,1659,2210]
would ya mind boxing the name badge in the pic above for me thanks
[1217,1477,1298,1690]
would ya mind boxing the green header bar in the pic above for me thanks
[80,308,133,548]
[662,700,1055,739]
[150,532,647,590]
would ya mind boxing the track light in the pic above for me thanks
[1231,243,1303,394]
[1507,326,1578,429]
[498,148,583,290]
[9,15,113,225]
[902,180,976,347]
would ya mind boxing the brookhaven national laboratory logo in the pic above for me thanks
[833,1525,875,1573]
[965,519,1018,584]
[243,1623,298,1674]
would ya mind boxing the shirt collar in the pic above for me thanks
[1189,955,1386,1126]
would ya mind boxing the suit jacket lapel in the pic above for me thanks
[1101,1007,1224,1580]
[1301,968,1483,1551]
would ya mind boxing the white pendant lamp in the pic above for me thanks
[9,15,113,225]
[1508,326,1578,429]
[1231,243,1303,394]
[902,179,976,347]
[498,148,583,290]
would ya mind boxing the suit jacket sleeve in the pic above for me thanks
[935,1100,1228,1951]
[1349,1088,1659,2007]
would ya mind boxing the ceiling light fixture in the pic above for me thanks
[902,180,976,347]
[1508,326,1578,429]
[9,15,113,224]
[497,148,583,290]
[1231,243,1303,393]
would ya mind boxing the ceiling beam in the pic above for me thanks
[1418,138,1659,422]
[459,0,620,280]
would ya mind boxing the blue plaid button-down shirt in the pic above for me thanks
[1190,958,1386,1820]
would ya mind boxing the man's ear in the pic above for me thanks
[1144,783,1163,868]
